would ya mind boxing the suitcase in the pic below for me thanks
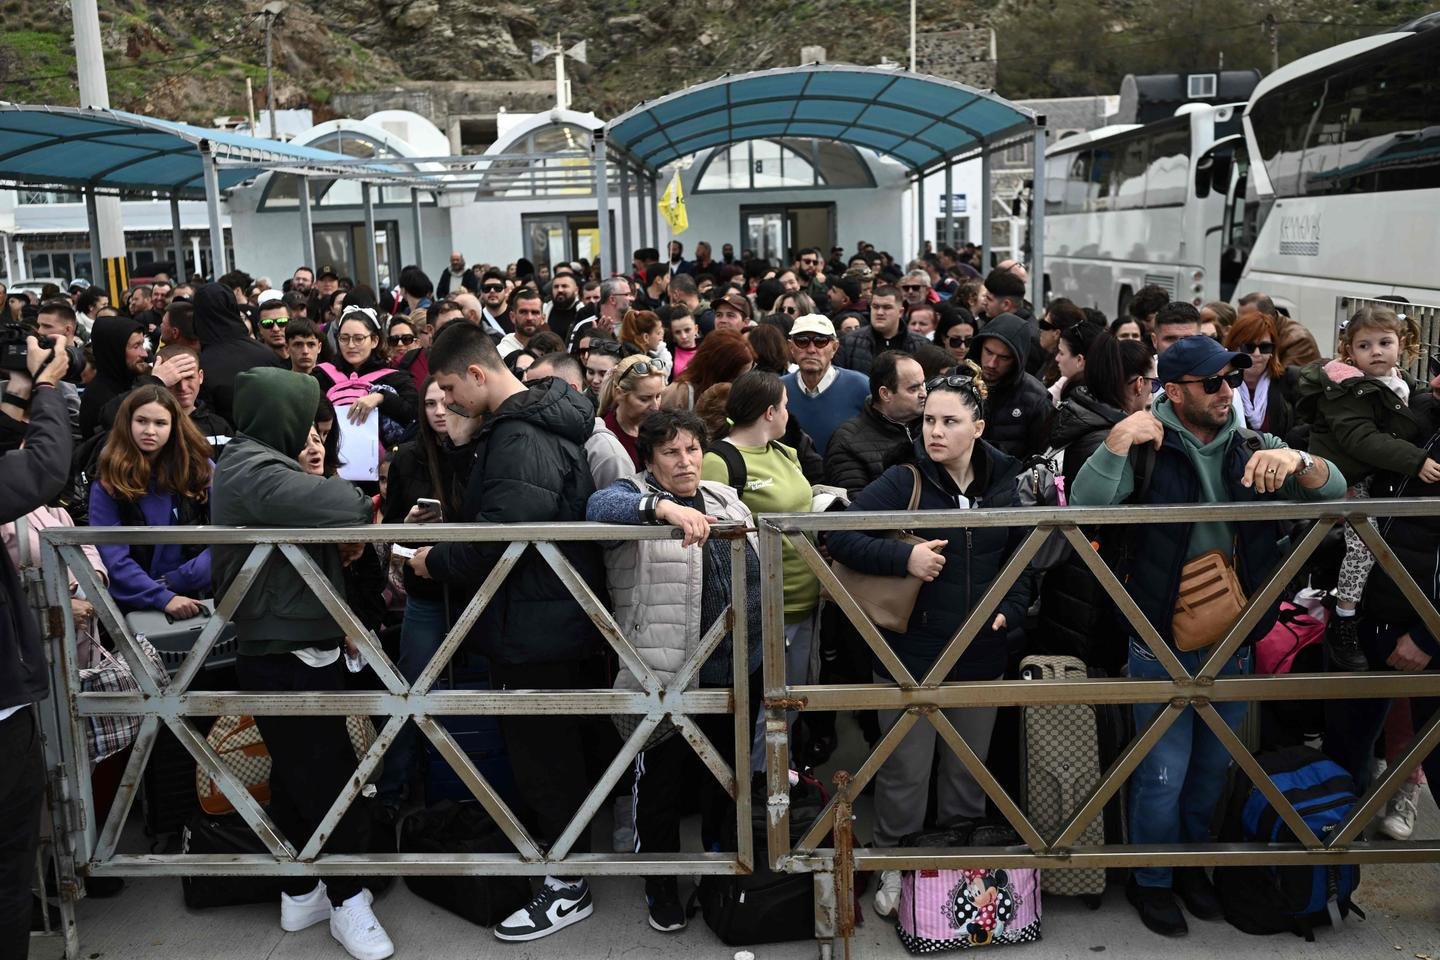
[142,721,200,837]
[1017,655,1109,900]
[896,821,1042,954]
[399,801,532,926]
[423,677,520,809]
[125,600,239,674]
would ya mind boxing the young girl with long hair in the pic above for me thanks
[89,385,213,615]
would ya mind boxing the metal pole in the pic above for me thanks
[593,130,611,277]
[13,240,24,281]
[190,237,202,278]
[297,175,315,270]
[85,188,102,285]
[619,164,632,274]
[943,161,954,250]
[649,175,659,256]
[916,173,925,259]
[980,148,992,271]
[909,0,917,72]
[201,144,228,277]
[361,182,378,290]
[169,195,184,277]
[73,0,126,291]
[1,233,11,283]
[265,11,277,140]
[409,188,423,268]
[1030,120,1047,310]
[636,166,648,249]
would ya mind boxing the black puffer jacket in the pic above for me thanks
[193,283,282,425]
[823,401,916,498]
[383,438,459,603]
[835,324,929,375]
[827,437,1035,683]
[971,313,1051,460]
[1034,386,1128,672]
[425,378,603,665]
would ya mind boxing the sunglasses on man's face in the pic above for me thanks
[481,284,505,293]
[1173,369,1244,394]
[900,284,926,292]
[258,317,288,329]
[388,333,417,347]
[790,334,834,348]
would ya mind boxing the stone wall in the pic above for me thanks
[915,28,996,89]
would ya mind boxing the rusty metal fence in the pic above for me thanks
[28,498,1440,958]
[756,498,1440,944]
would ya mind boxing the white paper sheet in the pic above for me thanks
[335,406,380,481]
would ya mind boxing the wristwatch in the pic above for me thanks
[1294,450,1315,477]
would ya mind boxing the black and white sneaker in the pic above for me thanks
[493,878,593,942]
[646,878,686,933]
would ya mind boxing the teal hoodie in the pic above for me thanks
[1071,397,1345,561]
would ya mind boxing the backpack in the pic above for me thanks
[1015,455,1069,570]
[709,438,791,494]
[1214,745,1363,941]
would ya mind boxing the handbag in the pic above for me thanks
[197,714,378,815]
[78,637,168,762]
[1172,549,1247,652]
[830,464,926,633]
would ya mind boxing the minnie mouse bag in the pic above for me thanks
[897,822,1042,954]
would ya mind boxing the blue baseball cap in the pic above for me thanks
[1158,335,1252,384]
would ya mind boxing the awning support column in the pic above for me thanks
[943,161,954,250]
[361,182,378,290]
[409,188,423,268]
[619,164,632,273]
[201,144,228,277]
[916,174,925,258]
[637,168,648,249]
[85,188,103,286]
[593,130,611,277]
[1029,119,1047,309]
[169,195,185,279]
[297,176,315,271]
[980,149,992,272]
[649,174,659,253]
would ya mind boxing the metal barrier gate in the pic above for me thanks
[34,522,767,960]
[29,499,1440,958]
[757,498,1440,946]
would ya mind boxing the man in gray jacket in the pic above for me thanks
[212,368,393,960]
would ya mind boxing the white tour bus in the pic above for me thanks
[1227,15,1440,353]
[1041,103,1244,319]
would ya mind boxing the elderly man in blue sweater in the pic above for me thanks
[781,314,869,455]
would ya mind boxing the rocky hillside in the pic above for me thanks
[0,0,1429,124]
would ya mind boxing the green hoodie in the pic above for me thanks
[212,368,372,655]
[1071,396,1345,560]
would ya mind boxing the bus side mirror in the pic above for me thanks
[1195,154,1214,199]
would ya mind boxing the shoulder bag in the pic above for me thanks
[830,464,926,633]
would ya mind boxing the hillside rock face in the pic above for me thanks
[326,0,530,78]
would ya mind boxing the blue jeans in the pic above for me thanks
[1128,639,1251,888]
[377,594,449,805]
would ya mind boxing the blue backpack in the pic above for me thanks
[1215,745,1364,940]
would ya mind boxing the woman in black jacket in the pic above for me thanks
[826,374,1036,920]
[312,306,419,449]
[1035,333,1156,670]
[376,377,461,811]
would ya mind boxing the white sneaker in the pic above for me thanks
[1380,782,1423,841]
[282,884,372,932]
[612,795,636,853]
[329,891,393,960]
[874,870,902,919]
[493,878,593,942]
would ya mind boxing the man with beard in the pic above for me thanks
[497,289,547,359]
[794,246,827,302]
[545,270,582,339]
[437,251,478,299]
[477,269,512,336]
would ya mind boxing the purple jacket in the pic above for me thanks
[88,480,212,613]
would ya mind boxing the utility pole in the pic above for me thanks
[71,0,127,292]
[262,2,287,139]
[909,0,917,72]
[1264,13,1279,73]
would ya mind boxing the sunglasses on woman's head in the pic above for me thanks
[1172,369,1244,394]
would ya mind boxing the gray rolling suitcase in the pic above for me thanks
[1017,654,1110,902]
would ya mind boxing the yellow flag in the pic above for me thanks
[658,168,688,235]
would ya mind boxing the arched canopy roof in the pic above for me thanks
[606,64,1037,176]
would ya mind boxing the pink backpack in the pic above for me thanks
[1256,601,1325,676]
[898,865,1042,953]
[316,362,393,407]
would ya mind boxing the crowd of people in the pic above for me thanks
[1,236,1437,960]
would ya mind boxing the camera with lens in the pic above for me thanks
[0,323,86,385]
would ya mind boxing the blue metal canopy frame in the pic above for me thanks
[599,64,1047,303]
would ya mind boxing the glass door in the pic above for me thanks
[744,210,785,264]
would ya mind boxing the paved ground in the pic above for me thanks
[33,712,1440,960]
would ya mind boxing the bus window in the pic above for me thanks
[1045,155,1069,215]
[1145,125,1190,207]
[1111,136,1149,210]
[1089,147,1115,211]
